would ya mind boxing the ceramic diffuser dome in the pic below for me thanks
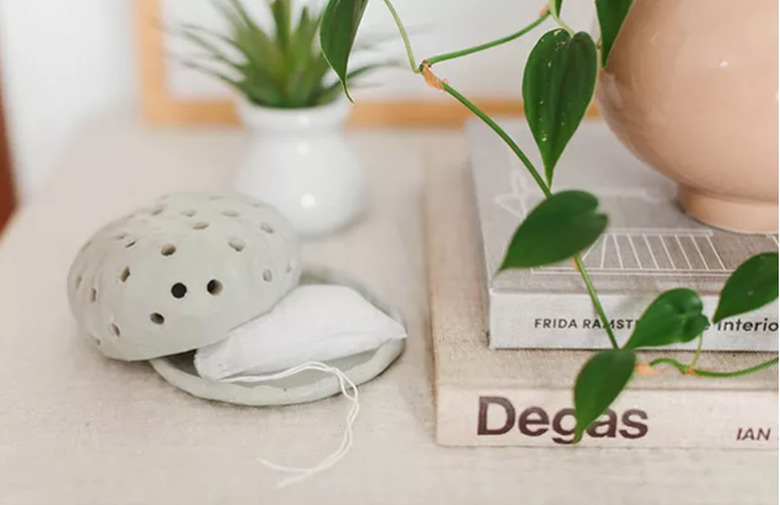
[67,192,302,361]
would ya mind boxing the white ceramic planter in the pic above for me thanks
[235,98,365,237]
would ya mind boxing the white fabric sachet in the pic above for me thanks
[194,284,407,381]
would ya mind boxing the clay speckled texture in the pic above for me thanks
[66,192,301,361]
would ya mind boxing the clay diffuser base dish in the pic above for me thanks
[149,267,406,406]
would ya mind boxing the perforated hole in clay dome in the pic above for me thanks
[171,283,187,299]
[150,313,165,325]
[228,238,246,252]
[161,244,176,256]
[193,222,209,230]
[207,279,223,295]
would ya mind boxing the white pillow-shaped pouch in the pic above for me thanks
[194,284,407,380]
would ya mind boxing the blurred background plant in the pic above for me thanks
[178,0,389,109]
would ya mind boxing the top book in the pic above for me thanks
[468,119,778,351]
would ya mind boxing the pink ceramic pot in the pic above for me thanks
[596,0,778,233]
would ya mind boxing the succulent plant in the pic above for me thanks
[179,0,386,109]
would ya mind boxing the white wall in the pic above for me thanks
[0,0,137,200]
[164,0,595,101]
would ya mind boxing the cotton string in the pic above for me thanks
[219,361,360,489]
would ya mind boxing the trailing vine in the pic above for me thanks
[319,0,779,442]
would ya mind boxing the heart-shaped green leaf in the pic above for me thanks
[574,349,635,443]
[522,30,597,186]
[320,0,370,101]
[596,0,635,67]
[624,289,709,350]
[499,191,607,270]
[714,252,779,324]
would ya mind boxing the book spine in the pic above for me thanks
[437,386,778,449]
[489,291,779,351]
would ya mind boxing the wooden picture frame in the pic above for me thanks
[134,0,598,127]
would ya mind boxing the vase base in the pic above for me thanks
[678,186,778,234]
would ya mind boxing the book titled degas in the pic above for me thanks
[468,120,779,351]
[436,389,777,449]
[477,399,648,443]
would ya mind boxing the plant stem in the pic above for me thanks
[422,11,550,69]
[439,81,550,197]
[574,256,619,349]
[649,356,779,378]
[689,334,704,369]
[381,0,419,73]
[438,77,619,350]
[547,0,574,35]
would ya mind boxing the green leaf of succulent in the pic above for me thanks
[181,24,237,51]
[181,27,229,58]
[270,0,292,52]
[315,62,393,105]
[282,8,320,106]
[180,60,238,88]
[289,7,317,70]
[289,57,331,107]
[714,253,779,324]
[499,191,607,270]
[624,289,709,350]
[186,51,243,74]
[320,0,371,101]
[211,0,245,34]
[180,60,283,105]
[596,0,635,67]
[181,23,280,103]
[221,0,285,81]
[574,349,635,443]
[242,71,285,105]
[522,30,597,186]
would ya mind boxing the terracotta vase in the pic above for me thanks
[596,0,778,233]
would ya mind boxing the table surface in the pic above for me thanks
[0,115,776,505]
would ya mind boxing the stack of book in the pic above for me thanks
[427,119,778,449]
